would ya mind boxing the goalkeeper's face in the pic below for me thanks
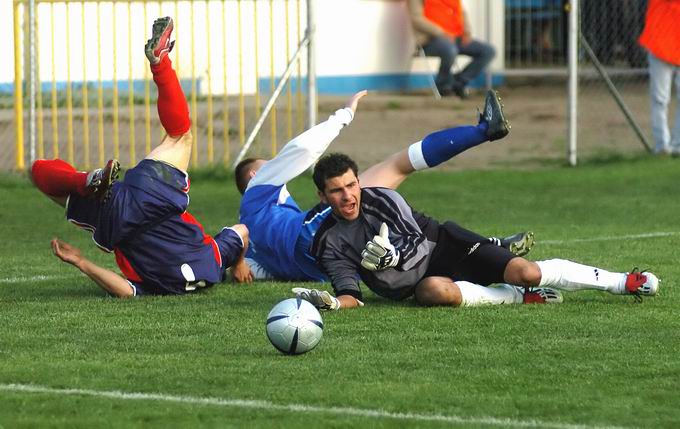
[319,169,361,221]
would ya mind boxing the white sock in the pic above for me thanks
[407,141,429,171]
[457,281,524,307]
[536,259,626,294]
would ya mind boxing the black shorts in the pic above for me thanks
[424,221,517,286]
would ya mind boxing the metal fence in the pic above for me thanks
[503,0,651,164]
[10,0,314,171]
[7,0,657,170]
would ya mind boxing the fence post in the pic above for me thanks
[14,0,25,170]
[306,0,317,128]
[567,0,578,166]
[28,0,36,166]
[484,0,492,90]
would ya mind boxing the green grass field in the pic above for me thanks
[1,156,679,428]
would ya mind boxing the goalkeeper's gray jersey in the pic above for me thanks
[311,187,439,300]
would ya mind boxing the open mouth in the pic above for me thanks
[341,202,356,215]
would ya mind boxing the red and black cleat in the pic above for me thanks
[522,287,563,304]
[145,17,175,65]
[85,159,120,203]
[624,269,659,302]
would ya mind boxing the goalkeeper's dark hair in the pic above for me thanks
[234,157,262,195]
[313,153,359,192]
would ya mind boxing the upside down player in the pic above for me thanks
[234,89,535,283]
[30,17,250,297]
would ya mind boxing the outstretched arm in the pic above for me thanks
[51,238,134,298]
[246,91,367,190]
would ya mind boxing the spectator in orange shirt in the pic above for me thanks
[638,0,680,156]
[408,0,495,98]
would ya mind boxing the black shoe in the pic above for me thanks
[85,159,120,202]
[435,81,453,97]
[450,82,470,99]
[499,231,534,256]
[480,89,510,141]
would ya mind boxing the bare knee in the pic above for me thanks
[359,149,413,189]
[414,276,462,307]
[504,258,541,287]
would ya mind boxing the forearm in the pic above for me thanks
[246,108,354,189]
[76,258,134,298]
[462,10,471,37]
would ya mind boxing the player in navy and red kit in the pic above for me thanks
[30,17,250,297]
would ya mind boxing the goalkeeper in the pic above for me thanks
[234,89,533,282]
[294,153,659,310]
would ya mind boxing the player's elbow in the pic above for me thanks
[231,223,250,246]
[109,285,135,298]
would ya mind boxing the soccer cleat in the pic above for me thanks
[501,231,535,257]
[480,89,510,141]
[624,269,659,301]
[85,159,120,202]
[522,287,563,304]
[145,17,175,65]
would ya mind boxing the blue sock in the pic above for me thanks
[419,123,488,168]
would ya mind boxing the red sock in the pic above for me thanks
[31,159,89,197]
[151,55,191,137]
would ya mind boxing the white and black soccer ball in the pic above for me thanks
[266,298,323,355]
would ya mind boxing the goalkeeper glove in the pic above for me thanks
[361,222,400,271]
[292,287,341,311]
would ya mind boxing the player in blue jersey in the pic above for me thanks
[30,17,251,297]
[234,89,533,282]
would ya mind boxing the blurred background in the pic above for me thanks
[2,0,659,172]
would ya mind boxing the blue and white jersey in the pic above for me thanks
[240,184,330,281]
[239,107,354,281]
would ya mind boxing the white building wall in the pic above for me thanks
[2,0,504,94]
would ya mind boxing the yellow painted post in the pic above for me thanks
[36,8,44,160]
[269,0,277,156]
[174,0,179,70]
[81,0,90,169]
[237,0,245,146]
[96,1,104,166]
[221,0,230,164]
[190,2,197,167]
[65,3,74,165]
[285,0,292,142]
[13,0,24,170]
[112,5,120,161]
[205,0,214,164]
[296,0,303,133]
[127,1,136,165]
[50,3,59,159]
[253,0,260,154]
[144,1,152,155]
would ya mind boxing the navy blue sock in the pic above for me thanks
[420,123,489,168]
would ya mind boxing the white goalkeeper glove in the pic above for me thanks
[360,222,400,271]
[292,287,341,311]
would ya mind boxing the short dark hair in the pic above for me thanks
[234,157,261,195]
[313,153,359,192]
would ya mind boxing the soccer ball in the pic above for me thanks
[266,298,323,355]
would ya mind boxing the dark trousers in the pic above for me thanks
[422,36,496,87]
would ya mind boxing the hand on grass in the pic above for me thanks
[231,259,254,284]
